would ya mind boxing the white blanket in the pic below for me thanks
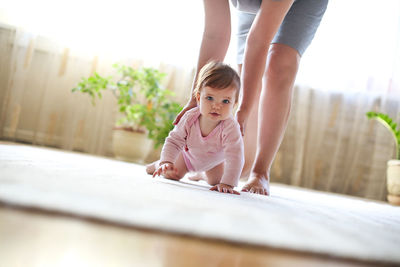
[0,143,399,264]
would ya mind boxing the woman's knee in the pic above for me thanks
[266,44,300,82]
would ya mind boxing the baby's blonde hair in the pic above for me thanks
[193,61,241,103]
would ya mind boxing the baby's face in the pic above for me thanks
[196,85,237,122]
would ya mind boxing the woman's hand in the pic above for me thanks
[210,183,240,195]
[173,98,197,125]
[235,108,250,136]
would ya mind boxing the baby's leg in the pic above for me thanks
[188,172,206,182]
[163,152,189,180]
[205,163,224,186]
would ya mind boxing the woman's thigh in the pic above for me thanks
[235,0,329,63]
[272,0,329,56]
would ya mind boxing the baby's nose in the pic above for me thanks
[213,102,222,109]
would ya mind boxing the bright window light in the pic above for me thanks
[297,0,400,92]
[0,0,211,66]
[1,0,399,92]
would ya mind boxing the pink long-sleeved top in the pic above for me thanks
[160,107,244,187]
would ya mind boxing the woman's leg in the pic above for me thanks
[238,65,261,179]
[242,43,300,195]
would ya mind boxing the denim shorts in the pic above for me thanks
[235,0,329,64]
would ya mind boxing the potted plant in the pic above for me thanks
[366,111,400,205]
[72,63,182,163]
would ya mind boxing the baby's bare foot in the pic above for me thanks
[241,173,270,196]
[188,172,206,182]
[146,162,157,175]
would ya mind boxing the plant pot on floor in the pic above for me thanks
[72,64,182,166]
[145,144,162,164]
[366,111,400,205]
[387,160,400,205]
[112,128,152,164]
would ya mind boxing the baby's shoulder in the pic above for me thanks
[179,107,200,127]
[221,117,241,135]
[185,107,200,118]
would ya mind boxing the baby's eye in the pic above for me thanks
[206,96,213,101]
[222,99,230,104]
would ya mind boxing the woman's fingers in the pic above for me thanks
[235,110,247,136]
[237,118,245,136]
[173,101,197,125]
[173,109,186,125]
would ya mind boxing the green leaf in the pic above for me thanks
[366,111,400,159]
[71,63,183,147]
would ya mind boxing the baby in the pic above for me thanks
[146,61,244,194]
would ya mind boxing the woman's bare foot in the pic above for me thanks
[241,172,270,196]
[188,172,206,182]
[146,161,158,175]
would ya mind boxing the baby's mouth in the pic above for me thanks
[210,112,220,116]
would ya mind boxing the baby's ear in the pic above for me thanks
[195,92,201,103]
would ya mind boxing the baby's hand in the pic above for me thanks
[210,183,240,195]
[152,162,180,180]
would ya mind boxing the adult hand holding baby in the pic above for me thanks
[173,98,197,125]
[235,108,249,137]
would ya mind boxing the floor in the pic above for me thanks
[0,141,396,267]
[0,205,376,267]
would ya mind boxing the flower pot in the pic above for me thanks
[112,129,152,164]
[144,144,162,164]
[387,160,400,205]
